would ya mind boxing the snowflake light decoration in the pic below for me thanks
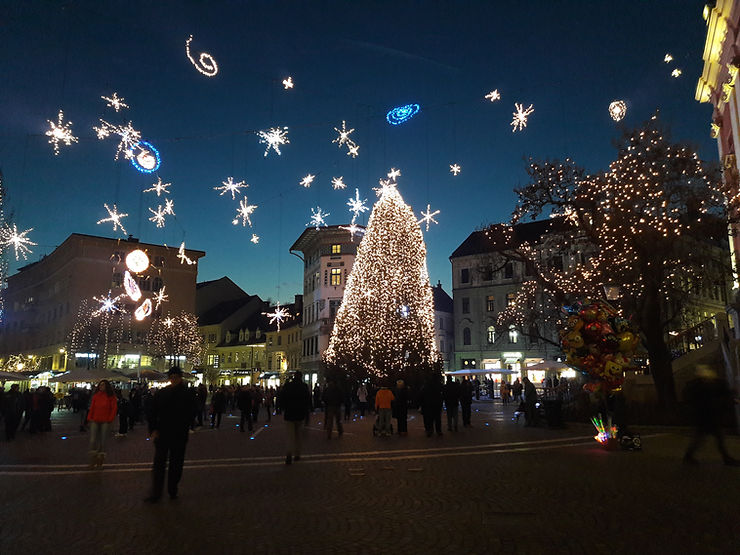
[608,100,627,122]
[163,316,175,327]
[177,242,195,265]
[134,298,153,321]
[485,90,501,102]
[332,120,356,146]
[282,76,294,89]
[387,168,402,181]
[250,234,260,244]
[339,223,365,241]
[418,204,440,231]
[143,177,171,197]
[671,68,682,78]
[46,110,78,155]
[511,103,535,132]
[214,176,247,199]
[262,303,291,332]
[331,176,347,190]
[164,198,175,215]
[148,205,167,228]
[97,203,128,236]
[373,178,398,198]
[299,174,316,188]
[185,35,219,77]
[92,290,126,316]
[664,53,673,63]
[347,189,369,222]
[0,224,37,260]
[450,163,461,176]
[307,207,330,230]
[93,120,142,160]
[101,93,129,112]
[257,127,290,157]
[153,286,169,309]
[233,196,257,227]
[348,144,360,158]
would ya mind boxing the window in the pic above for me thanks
[508,326,518,343]
[486,295,495,312]
[330,299,341,318]
[331,268,342,286]
[207,354,219,368]
[331,244,341,254]
[152,277,163,292]
[208,333,216,342]
[487,326,496,344]
[504,262,513,279]
[111,272,122,288]
[277,335,282,346]
[461,268,470,283]
[462,297,470,314]
[483,265,494,281]
[506,292,516,306]
[463,327,471,345]
[138,276,151,291]
[549,255,563,272]
[529,325,539,344]
[440,339,445,353]
[153,256,165,267]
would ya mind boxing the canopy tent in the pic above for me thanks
[48,368,131,383]
[444,368,519,376]
[523,361,572,372]
[0,370,31,381]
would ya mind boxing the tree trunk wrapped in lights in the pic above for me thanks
[324,176,441,383]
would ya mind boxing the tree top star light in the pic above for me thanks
[101,93,129,112]
[387,168,402,180]
[214,177,247,199]
[233,197,257,227]
[485,89,501,102]
[257,127,290,156]
[511,103,534,132]
[1,224,37,260]
[418,204,440,231]
[185,35,219,77]
[46,110,78,155]
[97,203,128,236]
[143,177,171,197]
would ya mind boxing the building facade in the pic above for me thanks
[431,281,455,372]
[0,233,204,372]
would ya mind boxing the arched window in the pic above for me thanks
[508,325,518,344]
[152,276,164,292]
[487,326,496,344]
[463,327,471,345]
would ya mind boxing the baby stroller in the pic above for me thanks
[372,413,393,436]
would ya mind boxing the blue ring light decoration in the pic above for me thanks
[386,103,420,125]
[129,140,161,173]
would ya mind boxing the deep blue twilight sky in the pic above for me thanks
[0,1,716,304]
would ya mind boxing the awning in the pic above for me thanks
[48,369,131,383]
[258,372,280,379]
[0,371,31,381]
[524,361,572,371]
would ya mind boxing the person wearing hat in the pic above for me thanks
[145,366,197,502]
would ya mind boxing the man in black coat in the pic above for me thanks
[419,374,444,437]
[322,379,344,439]
[237,385,253,432]
[460,377,474,428]
[280,371,311,464]
[443,376,461,432]
[145,366,196,502]
[2,384,24,441]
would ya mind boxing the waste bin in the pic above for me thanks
[543,399,564,428]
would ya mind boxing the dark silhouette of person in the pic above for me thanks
[443,376,461,432]
[322,379,344,439]
[280,371,312,464]
[393,379,409,436]
[237,385,253,432]
[419,374,444,437]
[2,384,24,440]
[523,377,538,427]
[460,377,474,428]
[210,386,226,429]
[683,365,739,466]
[145,366,197,502]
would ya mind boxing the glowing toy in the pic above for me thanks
[450,163,461,176]
[125,249,149,273]
[129,141,161,173]
[511,103,534,132]
[418,204,440,231]
[608,100,627,122]
[485,90,501,102]
[307,207,330,229]
[97,203,128,236]
[300,174,315,188]
[0,224,37,260]
[214,177,247,199]
[46,110,78,155]
[134,298,153,321]
[101,93,129,112]
[185,35,219,77]
[124,271,142,302]
[143,177,171,197]
[282,76,294,89]
[153,287,168,309]
[257,127,290,157]
[92,291,126,316]
[177,242,195,265]
[233,197,257,227]
[331,177,347,190]
[263,303,291,332]
[386,104,420,125]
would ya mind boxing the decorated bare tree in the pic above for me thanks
[67,297,136,369]
[146,311,204,367]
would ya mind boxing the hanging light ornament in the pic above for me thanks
[214,177,247,199]
[282,76,294,89]
[331,176,347,190]
[307,207,330,229]
[153,286,168,309]
[45,110,78,155]
[0,224,37,260]
[185,35,219,77]
[232,196,257,227]
[134,298,153,321]
[124,271,142,301]
[608,100,627,122]
[257,127,290,156]
[485,90,501,102]
[511,103,534,132]
[418,204,441,231]
[101,93,129,112]
[177,242,195,265]
[125,249,149,273]
[450,163,462,176]
[386,103,420,125]
[129,141,161,173]
[143,177,171,197]
[299,174,316,188]
[97,203,129,236]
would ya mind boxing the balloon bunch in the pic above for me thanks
[560,298,640,391]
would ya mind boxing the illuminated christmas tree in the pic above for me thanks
[324,175,441,382]
[146,311,204,366]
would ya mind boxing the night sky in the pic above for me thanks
[0,0,715,304]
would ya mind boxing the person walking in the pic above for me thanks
[460,377,473,428]
[2,384,25,441]
[443,376,461,432]
[237,385,253,433]
[393,379,409,436]
[87,380,118,469]
[512,378,523,402]
[322,379,344,439]
[145,367,197,502]
[210,386,226,429]
[356,383,368,418]
[683,364,739,466]
[522,377,538,427]
[375,382,395,437]
[280,371,311,464]
[419,374,444,437]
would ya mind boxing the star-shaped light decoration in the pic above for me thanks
[0,224,37,260]
[282,76,294,89]
[148,206,166,228]
[92,290,126,317]
[214,177,247,199]
[46,110,79,155]
[664,53,673,63]
[233,196,257,227]
[387,168,402,180]
[339,223,365,241]
[671,68,682,78]
[97,203,129,236]
[250,233,260,244]
[418,204,441,231]
[331,176,347,190]
[163,316,175,327]
[262,303,291,332]
[101,92,129,112]
[164,198,175,216]
[347,188,369,222]
[511,103,535,132]
[93,120,142,160]
[307,207,330,230]
[257,127,290,157]
[177,242,195,265]
[450,163,461,176]
[153,286,169,309]
[299,174,316,188]
[347,143,359,158]
[373,178,397,198]
[333,120,355,148]
[143,177,171,197]
[485,89,501,102]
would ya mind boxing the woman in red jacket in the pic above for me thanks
[87,380,118,469]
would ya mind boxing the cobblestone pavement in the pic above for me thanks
[1,400,738,554]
